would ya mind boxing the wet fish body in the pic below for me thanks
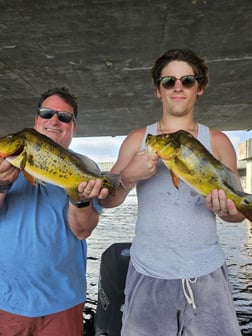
[146,130,252,221]
[0,128,119,200]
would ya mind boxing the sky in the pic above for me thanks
[70,130,252,164]
[70,135,126,163]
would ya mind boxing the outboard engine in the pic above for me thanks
[94,242,131,336]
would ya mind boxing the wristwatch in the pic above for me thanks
[69,197,90,208]
[0,183,13,193]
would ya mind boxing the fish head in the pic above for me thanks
[145,133,179,160]
[0,131,25,158]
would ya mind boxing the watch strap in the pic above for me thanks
[69,198,90,208]
[0,183,13,193]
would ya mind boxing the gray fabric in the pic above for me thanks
[121,262,241,336]
[131,122,225,279]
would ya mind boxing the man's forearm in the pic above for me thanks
[68,202,99,239]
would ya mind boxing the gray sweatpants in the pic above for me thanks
[121,262,242,336]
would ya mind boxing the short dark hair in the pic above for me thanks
[151,49,209,90]
[38,87,78,118]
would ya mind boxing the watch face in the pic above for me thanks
[69,198,90,208]
[77,201,90,208]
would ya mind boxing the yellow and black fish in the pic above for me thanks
[146,130,252,221]
[0,128,120,200]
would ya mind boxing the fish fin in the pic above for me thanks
[23,171,37,186]
[170,170,180,189]
[74,152,102,176]
[162,158,186,189]
[18,152,35,185]
[174,157,193,175]
[35,178,46,186]
[243,213,252,222]
[22,171,46,187]
[19,152,27,171]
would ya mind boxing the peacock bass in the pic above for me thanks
[0,128,120,201]
[146,130,252,221]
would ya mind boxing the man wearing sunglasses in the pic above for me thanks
[102,49,243,335]
[0,87,109,335]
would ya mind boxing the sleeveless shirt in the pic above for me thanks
[130,122,225,279]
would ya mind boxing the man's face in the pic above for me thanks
[34,95,77,149]
[156,60,204,117]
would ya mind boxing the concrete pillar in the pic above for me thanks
[246,160,252,193]
[238,139,252,193]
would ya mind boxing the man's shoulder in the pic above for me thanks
[209,128,229,141]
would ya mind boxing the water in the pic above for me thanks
[86,195,252,335]
[217,218,252,334]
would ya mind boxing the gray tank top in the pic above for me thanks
[130,122,225,279]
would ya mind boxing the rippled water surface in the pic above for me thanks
[86,195,252,335]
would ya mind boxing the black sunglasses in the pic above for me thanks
[158,75,201,89]
[37,108,75,123]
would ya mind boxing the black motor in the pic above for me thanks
[94,242,131,336]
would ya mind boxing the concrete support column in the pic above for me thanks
[245,160,252,193]
[238,139,252,193]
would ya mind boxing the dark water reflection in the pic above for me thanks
[87,195,252,335]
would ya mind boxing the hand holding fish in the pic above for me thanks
[0,157,20,185]
[68,178,110,239]
[77,179,109,201]
[206,189,244,221]
[121,150,159,187]
[0,158,20,207]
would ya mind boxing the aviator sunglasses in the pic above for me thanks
[37,107,76,123]
[158,75,201,89]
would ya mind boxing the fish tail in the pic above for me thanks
[242,211,252,222]
[102,173,121,195]
[239,194,252,222]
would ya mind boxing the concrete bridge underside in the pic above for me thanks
[0,0,251,137]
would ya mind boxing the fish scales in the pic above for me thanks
[0,128,120,200]
[146,130,252,222]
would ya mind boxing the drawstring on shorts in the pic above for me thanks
[182,278,197,309]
